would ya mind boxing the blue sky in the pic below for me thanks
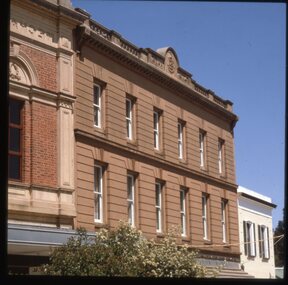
[72,0,286,229]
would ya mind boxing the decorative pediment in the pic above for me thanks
[157,47,179,76]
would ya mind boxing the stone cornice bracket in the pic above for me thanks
[10,41,20,57]
[230,117,239,132]
[75,24,90,54]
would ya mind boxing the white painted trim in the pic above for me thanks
[127,174,135,226]
[180,188,186,236]
[155,182,162,233]
[153,111,160,150]
[178,122,183,159]
[238,185,272,203]
[126,98,133,140]
[94,165,103,223]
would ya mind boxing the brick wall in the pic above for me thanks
[15,44,58,188]
[30,101,57,187]
[20,45,57,92]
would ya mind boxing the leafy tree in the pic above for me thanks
[274,209,285,267]
[40,222,206,277]
[142,228,206,277]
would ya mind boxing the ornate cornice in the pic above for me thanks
[27,0,88,23]
[75,21,238,128]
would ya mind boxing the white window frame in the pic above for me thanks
[178,122,183,159]
[154,111,160,150]
[94,165,103,223]
[260,225,270,259]
[202,194,208,240]
[126,98,133,140]
[180,188,187,236]
[93,84,101,128]
[199,131,205,167]
[127,174,135,226]
[155,182,162,233]
[221,199,227,243]
[218,139,224,174]
[245,221,256,257]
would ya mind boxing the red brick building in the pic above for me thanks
[8,0,86,274]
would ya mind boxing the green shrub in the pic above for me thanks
[40,222,206,277]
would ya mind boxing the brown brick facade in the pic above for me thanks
[74,24,240,260]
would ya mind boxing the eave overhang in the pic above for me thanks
[8,223,95,256]
[238,192,277,209]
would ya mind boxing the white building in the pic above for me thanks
[237,186,277,278]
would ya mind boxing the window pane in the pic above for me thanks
[9,127,21,152]
[126,99,131,118]
[180,191,184,211]
[156,209,161,230]
[9,100,22,125]
[94,107,99,126]
[127,176,133,199]
[156,185,160,206]
[203,218,207,238]
[178,123,183,142]
[126,119,130,138]
[94,167,101,193]
[94,92,99,106]
[9,155,20,180]
[202,196,206,216]
[153,112,158,130]
[178,142,182,158]
[154,131,158,148]
[94,86,100,105]
[221,201,226,221]
[128,202,132,224]
[181,213,185,233]
[94,193,100,220]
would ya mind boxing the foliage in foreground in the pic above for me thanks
[40,222,206,277]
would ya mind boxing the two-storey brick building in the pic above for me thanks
[8,0,241,274]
